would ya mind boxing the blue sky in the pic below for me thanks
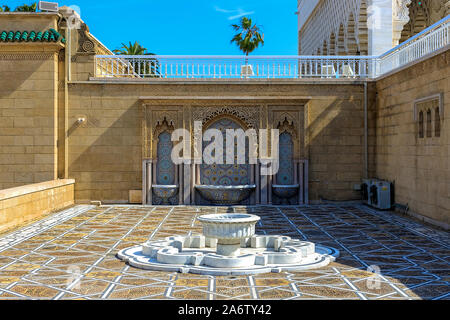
[6,0,298,55]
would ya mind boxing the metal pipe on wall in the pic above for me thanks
[364,82,368,179]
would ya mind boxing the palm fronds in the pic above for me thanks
[230,17,264,56]
[113,41,160,78]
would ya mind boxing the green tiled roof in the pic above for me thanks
[0,28,65,44]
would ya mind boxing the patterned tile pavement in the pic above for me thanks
[0,204,448,300]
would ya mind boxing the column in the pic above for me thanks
[183,161,192,205]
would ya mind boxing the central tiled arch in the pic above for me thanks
[200,116,251,187]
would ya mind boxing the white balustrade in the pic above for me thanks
[95,16,449,80]
[376,16,450,77]
[95,55,376,79]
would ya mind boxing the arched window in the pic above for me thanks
[426,109,432,138]
[418,111,424,138]
[435,108,441,137]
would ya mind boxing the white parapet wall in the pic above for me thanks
[0,180,75,233]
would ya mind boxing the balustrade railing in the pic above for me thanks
[94,16,450,80]
[376,15,450,77]
[95,55,376,79]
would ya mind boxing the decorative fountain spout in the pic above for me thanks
[118,213,339,275]
[197,214,260,256]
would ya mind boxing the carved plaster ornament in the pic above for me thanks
[277,117,297,139]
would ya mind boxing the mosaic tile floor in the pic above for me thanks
[0,204,448,300]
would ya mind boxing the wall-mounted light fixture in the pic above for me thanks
[77,117,87,124]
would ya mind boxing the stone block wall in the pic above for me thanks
[0,13,62,190]
[67,82,366,203]
[0,51,59,189]
[307,97,365,201]
[374,50,450,225]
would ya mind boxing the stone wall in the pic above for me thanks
[374,49,450,226]
[0,51,60,189]
[0,179,74,233]
[307,96,365,201]
[0,13,61,190]
[67,81,366,203]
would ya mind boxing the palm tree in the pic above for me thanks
[0,5,11,11]
[113,41,160,78]
[14,2,37,12]
[231,17,264,59]
[113,41,154,55]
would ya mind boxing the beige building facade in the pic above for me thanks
[297,0,450,56]
[0,9,448,227]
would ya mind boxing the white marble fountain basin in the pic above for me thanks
[117,213,340,275]
[197,213,260,256]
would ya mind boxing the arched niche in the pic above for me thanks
[152,117,175,159]
[276,116,300,158]
[435,107,441,137]
[419,111,424,138]
[156,131,175,185]
[277,132,294,185]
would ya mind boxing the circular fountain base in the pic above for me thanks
[217,243,241,257]
[117,234,339,276]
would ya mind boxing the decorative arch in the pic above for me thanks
[401,1,429,43]
[322,40,328,55]
[329,33,336,55]
[194,106,259,130]
[357,0,368,55]
[203,113,250,132]
[277,117,297,139]
[152,117,175,159]
[347,13,358,55]
[153,117,175,139]
[399,0,448,43]
[337,24,346,55]
[276,116,301,161]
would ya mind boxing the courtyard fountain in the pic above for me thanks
[118,213,339,275]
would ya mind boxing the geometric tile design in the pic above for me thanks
[156,131,175,185]
[200,118,250,187]
[0,204,448,300]
[277,132,294,185]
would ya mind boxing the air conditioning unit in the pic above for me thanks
[38,1,59,12]
[370,180,393,210]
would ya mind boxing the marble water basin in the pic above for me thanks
[195,185,256,205]
[197,213,261,256]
